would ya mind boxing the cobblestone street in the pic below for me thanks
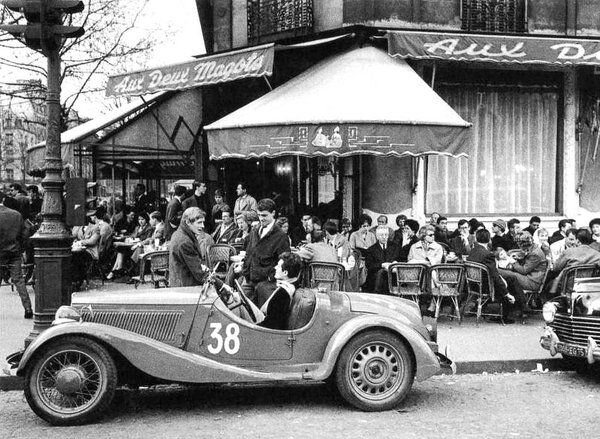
[2,371,599,438]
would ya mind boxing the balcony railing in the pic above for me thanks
[461,0,528,33]
[247,0,313,43]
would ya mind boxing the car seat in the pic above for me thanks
[286,288,316,330]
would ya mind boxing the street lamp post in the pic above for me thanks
[0,0,84,345]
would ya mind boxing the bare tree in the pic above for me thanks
[0,0,171,128]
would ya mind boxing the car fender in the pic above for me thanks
[304,315,440,382]
[17,322,302,383]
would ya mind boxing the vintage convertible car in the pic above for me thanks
[541,277,600,369]
[8,276,452,425]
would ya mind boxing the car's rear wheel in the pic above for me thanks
[335,330,415,411]
[24,337,117,425]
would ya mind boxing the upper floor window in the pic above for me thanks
[5,132,13,146]
[5,168,14,180]
[461,0,528,33]
[247,0,313,43]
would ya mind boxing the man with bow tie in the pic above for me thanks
[364,226,401,294]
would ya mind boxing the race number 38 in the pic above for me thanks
[207,322,240,354]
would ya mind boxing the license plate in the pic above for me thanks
[556,343,586,357]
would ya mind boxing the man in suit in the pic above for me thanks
[212,207,238,244]
[241,198,290,303]
[0,190,33,318]
[549,219,573,246]
[182,181,212,232]
[449,219,473,259]
[468,229,523,323]
[165,185,186,241]
[365,226,401,294]
[499,232,547,293]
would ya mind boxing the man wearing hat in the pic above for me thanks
[491,219,512,252]
[498,231,546,314]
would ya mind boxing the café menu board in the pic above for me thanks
[106,44,275,97]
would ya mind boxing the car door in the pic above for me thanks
[188,299,293,363]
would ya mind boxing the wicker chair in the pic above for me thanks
[387,262,428,303]
[430,263,465,321]
[308,262,345,292]
[207,244,237,280]
[462,261,503,325]
[132,250,169,288]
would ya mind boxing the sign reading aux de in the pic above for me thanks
[106,44,275,98]
[388,31,600,65]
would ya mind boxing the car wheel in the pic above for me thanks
[24,337,117,425]
[335,330,415,411]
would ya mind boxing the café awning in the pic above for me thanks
[388,30,600,66]
[204,45,471,160]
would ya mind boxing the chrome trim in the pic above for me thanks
[540,327,600,364]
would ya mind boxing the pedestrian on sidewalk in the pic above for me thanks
[0,190,33,319]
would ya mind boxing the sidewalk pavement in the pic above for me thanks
[1,281,561,391]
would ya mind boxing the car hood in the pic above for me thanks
[71,286,205,306]
[345,292,424,328]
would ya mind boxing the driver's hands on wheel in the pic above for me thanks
[212,278,241,309]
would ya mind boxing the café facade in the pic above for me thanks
[31,25,600,227]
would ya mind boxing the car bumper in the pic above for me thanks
[540,326,600,364]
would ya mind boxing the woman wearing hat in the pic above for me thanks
[491,219,512,252]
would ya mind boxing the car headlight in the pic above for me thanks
[53,306,81,324]
[542,302,557,323]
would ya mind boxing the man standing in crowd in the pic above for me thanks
[548,219,572,245]
[491,219,512,251]
[523,216,541,236]
[133,183,153,214]
[212,207,237,244]
[291,212,312,246]
[468,229,521,323]
[165,185,186,241]
[365,226,400,294]
[169,207,210,287]
[9,183,30,220]
[241,198,290,303]
[0,190,33,319]
[182,181,212,232]
[233,182,258,218]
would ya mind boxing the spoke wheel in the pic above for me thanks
[24,337,117,425]
[335,331,414,411]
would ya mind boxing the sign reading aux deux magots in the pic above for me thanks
[106,44,275,98]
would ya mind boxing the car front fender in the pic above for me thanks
[304,315,441,382]
[17,322,301,383]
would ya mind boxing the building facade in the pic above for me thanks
[197,0,600,226]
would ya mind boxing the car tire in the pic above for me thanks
[24,336,117,425]
[335,330,415,411]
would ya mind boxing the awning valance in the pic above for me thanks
[106,44,275,98]
[388,30,600,66]
[205,46,471,160]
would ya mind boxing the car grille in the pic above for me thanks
[80,310,183,343]
[551,314,600,346]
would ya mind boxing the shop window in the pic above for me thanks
[461,0,527,33]
[426,87,558,215]
[247,0,313,43]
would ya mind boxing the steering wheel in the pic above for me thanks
[212,277,257,323]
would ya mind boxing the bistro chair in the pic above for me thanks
[308,261,345,292]
[462,261,503,325]
[558,264,600,296]
[429,263,465,321]
[207,244,237,280]
[387,262,428,303]
[132,250,169,288]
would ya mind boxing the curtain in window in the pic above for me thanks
[426,86,558,215]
